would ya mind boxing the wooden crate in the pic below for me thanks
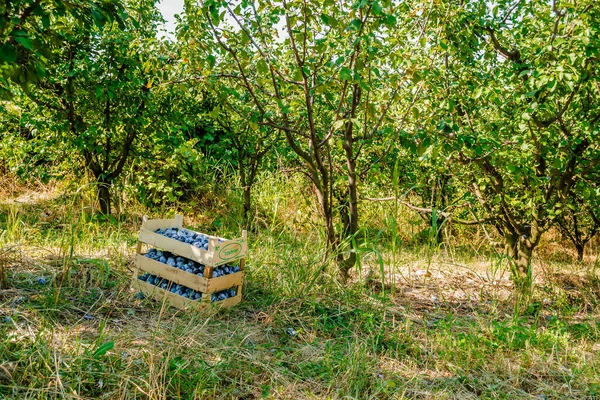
[131,214,246,310]
[137,214,248,270]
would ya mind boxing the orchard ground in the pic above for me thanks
[1,176,599,399]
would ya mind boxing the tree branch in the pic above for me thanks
[361,196,495,225]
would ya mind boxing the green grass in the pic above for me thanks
[1,178,599,399]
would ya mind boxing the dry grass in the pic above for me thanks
[1,177,599,399]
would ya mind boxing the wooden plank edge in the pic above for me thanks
[131,279,202,310]
[140,216,246,247]
[141,217,180,232]
[205,271,244,292]
[140,219,233,243]
[131,279,242,310]
[138,230,246,268]
[138,229,214,265]
[213,238,248,266]
[220,292,242,308]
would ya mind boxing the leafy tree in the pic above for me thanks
[387,146,459,244]
[184,0,429,280]
[436,0,600,297]
[19,1,166,214]
[209,100,276,221]
[556,177,599,262]
[0,98,73,181]
[129,84,215,206]
[0,0,123,98]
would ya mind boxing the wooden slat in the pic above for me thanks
[206,271,244,292]
[208,237,218,252]
[133,215,245,312]
[184,229,226,242]
[141,218,178,232]
[138,229,214,265]
[132,266,140,282]
[132,279,205,310]
[220,292,242,307]
[131,279,242,310]
[140,216,241,243]
[138,229,248,267]
[138,217,247,267]
[135,254,210,292]
[174,214,183,228]
[142,218,224,242]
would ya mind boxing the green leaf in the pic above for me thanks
[383,14,396,27]
[257,59,268,74]
[518,69,530,78]
[41,13,50,29]
[0,44,17,62]
[372,2,383,16]
[333,119,345,130]
[15,36,34,51]
[91,9,104,28]
[277,100,290,114]
[525,89,538,98]
[92,341,114,358]
[11,29,27,37]
[207,54,216,69]
[340,67,352,81]
[347,19,362,31]
[35,62,46,78]
[209,106,221,119]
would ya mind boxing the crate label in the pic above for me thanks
[217,241,243,261]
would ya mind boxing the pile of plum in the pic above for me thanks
[138,247,241,302]
[138,273,237,302]
[154,227,223,251]
[136,227,242,304]
[143,248,241,277]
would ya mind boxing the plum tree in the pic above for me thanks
[0,0,124,98]
[183,0,433,280]
[13,1,174,215]
[431,0,600,301]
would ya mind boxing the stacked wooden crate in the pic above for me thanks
[131,214,247,310]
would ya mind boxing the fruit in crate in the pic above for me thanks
[211,288,237,302]
[154,228,224,251]
[133,215,245,310]
[138,273,237,302]
[143,248,241,277]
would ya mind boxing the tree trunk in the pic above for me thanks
[337,86,361,282]
[575,242,584,262]
[243,185,251,221]
[0,262,6,290]
[337,215,356,283]
[315,182,339,267]
[428,215,445,244]
[323,196,337,259]
[336,172,358,282]
[505,233,535,303]
[97,182,111,215]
